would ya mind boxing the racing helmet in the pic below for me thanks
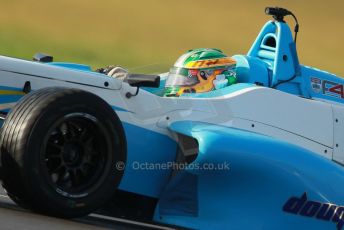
[164,48,237,97]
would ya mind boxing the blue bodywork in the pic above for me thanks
[245,20,344,103]
[0,16,343,230]
[151,20,344,229]
[154,121,344,229]
[118,122,177,197]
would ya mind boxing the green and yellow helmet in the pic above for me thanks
[164,48,237,97]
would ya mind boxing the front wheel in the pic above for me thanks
[0,87,126,218]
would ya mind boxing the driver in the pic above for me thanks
[164,48,238,97]
[97,48,238,97]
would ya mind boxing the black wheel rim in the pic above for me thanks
[42,113,110,197]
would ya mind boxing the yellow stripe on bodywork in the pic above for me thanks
[0,90,25,95]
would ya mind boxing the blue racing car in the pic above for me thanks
[0,7,343,230]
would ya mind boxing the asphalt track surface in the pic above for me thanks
[0,188,175,230]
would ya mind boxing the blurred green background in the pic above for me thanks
[0,0,343,75]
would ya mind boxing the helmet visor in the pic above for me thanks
[165,67,199,87]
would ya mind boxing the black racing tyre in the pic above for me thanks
[0,87,126,218]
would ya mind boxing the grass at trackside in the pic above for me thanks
[0,0,343,75]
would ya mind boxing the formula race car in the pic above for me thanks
[0,7,343,230]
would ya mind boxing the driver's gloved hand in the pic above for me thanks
[96,66,129,80]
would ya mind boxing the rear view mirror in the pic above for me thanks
[125,74,161,98]
[126,74,160,88]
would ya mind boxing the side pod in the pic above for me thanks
[154,121,344,230]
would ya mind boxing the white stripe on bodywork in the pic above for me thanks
[0,102,16,110]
